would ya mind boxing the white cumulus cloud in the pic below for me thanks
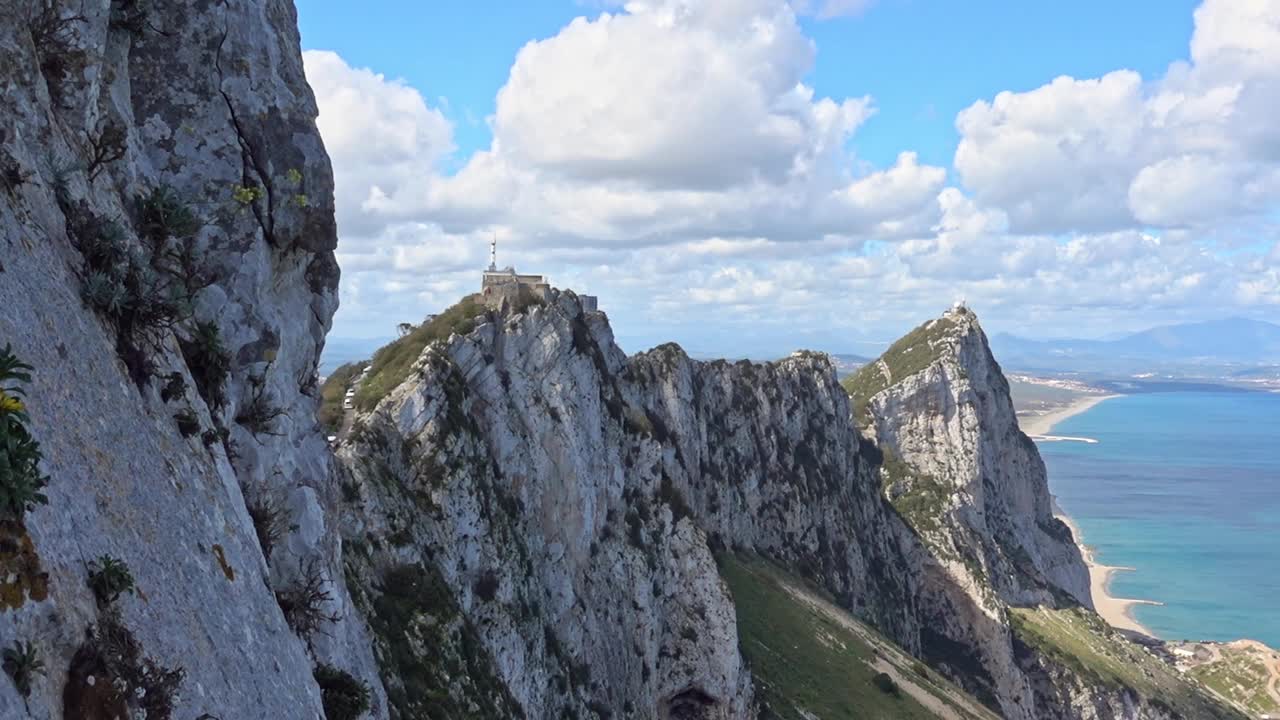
[954,0,1280,234]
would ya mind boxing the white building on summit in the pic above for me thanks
[481,236,550,297]
[480,237,597,311]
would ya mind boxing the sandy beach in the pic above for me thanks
[1022,393,1161,636]
[1055,512,1160,636]
[1019,394,1120,437]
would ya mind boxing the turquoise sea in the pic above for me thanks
[1039,391,1280,647]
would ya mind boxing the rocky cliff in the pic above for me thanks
[846,309,1245,720]
[333,291,1249,720]
[0,3,1257,719]
[846,306,1091,610]
[0,1,378,718]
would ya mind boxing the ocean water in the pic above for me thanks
[1039,391,1280,647]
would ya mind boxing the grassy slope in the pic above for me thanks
[720,555,999,720]
[353,294,485,411]
[318,361,367,433]
[1009,607,1247,720]
[841,316,957,423]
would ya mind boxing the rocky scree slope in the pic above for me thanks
[0,1,380,718]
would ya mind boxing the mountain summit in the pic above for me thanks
[846,306,1091,609]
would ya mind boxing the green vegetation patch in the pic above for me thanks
[319,361,368,433]
[314,664,371,720]
[353,562,521,719]
[1009,607,1246,720]
[880,447,950,538]
[721,554,991,720]
[354,295,485,411]
[841,317,957,423]
[1184,646,1279,717]
[0,346,49,521]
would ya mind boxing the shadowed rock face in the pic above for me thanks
[0,1,379,717]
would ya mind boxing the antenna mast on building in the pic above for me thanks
[487,234,498,272]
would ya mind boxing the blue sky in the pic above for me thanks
[298,0,1198,172]
[296,0,1279,356]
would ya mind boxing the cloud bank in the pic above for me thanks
[305,0,1279,352]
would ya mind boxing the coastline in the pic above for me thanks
[1019,393,1120,438]
[1054,511,1160,637]
[1020,393,1162,637]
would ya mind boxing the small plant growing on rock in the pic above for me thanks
[0,345,49,520]
[232,184,263,206]
[137,186,200,248]
[173,408,200,437]
[73,213,196,386]
[180,321,230,410]
[85,121,127,181]
[159,372,186,403]
[109,0,153,36]
[313,664,370,720]
[235,375,285,436]
[0,149,31,193]
[88,554,135,606]
[275,558,340,643]
[2,640,44,698]
[66,613,184,720]
[247,493,288,561]
[28,2,87,90]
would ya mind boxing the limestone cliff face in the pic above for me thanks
[0,5,1247,719]
[334,293,1007,718]
[0,2,377,717]
[340,290,1016,718]
[851,306,1091,610]
[337,294,1245,720]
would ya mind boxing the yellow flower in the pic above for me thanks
[0,391,23,414]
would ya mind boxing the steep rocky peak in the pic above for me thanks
[849,306,1091,610]
[842,305,991,423]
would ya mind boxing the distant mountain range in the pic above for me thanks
[992,317,1280,373]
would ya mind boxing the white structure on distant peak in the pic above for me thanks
[479,235,598,312]
[952,297,968,312]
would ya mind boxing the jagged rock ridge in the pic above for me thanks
[334,291,1244,719]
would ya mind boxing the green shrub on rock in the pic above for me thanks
[314,664,370,720]
[0,345,49,521]
[2,640,43,698]
[181,321,231,410]
[88,554,136,606]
